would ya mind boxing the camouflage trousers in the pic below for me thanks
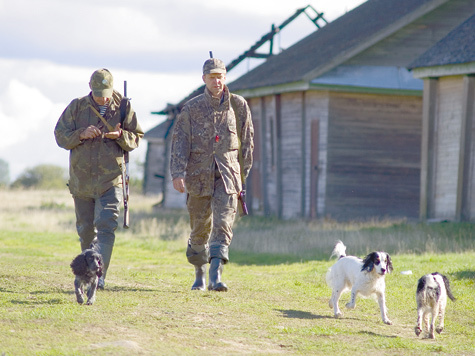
[73,186,122,277]
[186,171,238,264]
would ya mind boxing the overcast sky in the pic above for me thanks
[0,0,366,181]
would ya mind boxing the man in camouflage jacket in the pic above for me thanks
[170,58,254,292]
[55,68,143,289]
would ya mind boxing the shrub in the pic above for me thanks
[11,164,68,189]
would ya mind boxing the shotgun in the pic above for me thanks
[121,81,130,228]
[238,184,249,217]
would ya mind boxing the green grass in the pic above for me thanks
[0,189,474,355]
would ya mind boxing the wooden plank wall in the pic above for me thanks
[433,77,464,219]
[264,96,278,215]
[459,76,475,221]
[249,96,278,216]
[419,78,438,220]
[249,90,423,220]
[164,132,186,209]
[465,77,475,220]
[261,90,329,219]
[143,141,165,195]
[305,91,330,218]
[247,97,262,214]
[326,92,422,219]
[280,92,304,219]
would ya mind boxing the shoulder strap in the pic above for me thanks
[88,97,127,134]
[88,104,114,132]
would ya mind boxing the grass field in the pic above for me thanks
[0,189,474,355]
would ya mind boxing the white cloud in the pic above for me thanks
[0,0,368,181]
[1,79,58,146]
[3,80,51,122]
[0,85,67,180]
[0,0,366,71]
[0,58,202,180]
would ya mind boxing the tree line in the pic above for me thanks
[0,159,68,189]
[0,159,143,191]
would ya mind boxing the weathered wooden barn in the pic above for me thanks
[142,116,187,208]
[144,0,475,220]
[409,12,475,222]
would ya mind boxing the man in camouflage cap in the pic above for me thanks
[55,68,143,289]
[170,58,254,291]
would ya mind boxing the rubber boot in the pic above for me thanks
[95,242,113,290]
[187,243,209,291]
[192,265,207,290]
[208,258,228,292]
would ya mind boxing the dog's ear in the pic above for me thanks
[416,276,426,294]
[96,252,104,277]
[386,253,393,273]
[361,252,376,272]
[97,252,104,266]
[70,253,88,276]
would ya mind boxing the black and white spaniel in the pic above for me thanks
[415,272,456,339]
[326,240,393,325]
[70,249,103,305]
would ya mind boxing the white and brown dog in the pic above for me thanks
[415,272,456,339]
[326,240,393,324]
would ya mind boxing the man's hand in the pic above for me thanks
[173,177,185,193]
[80,123,123,140]
[104,123,122,139]
[80,125,102,140]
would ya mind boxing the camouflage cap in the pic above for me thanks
[89,68,113,98]
[203,58,226,75]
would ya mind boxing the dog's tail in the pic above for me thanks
[330,240,346,259]
[438,273,456,302]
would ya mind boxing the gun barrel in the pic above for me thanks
[238,190,248,217]
[122,79,130,229]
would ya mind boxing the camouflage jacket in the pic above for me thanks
[54,91,143,197]
[170,86,254,196]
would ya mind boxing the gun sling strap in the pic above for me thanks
[88,99,128,132]
[88,104,115,132]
